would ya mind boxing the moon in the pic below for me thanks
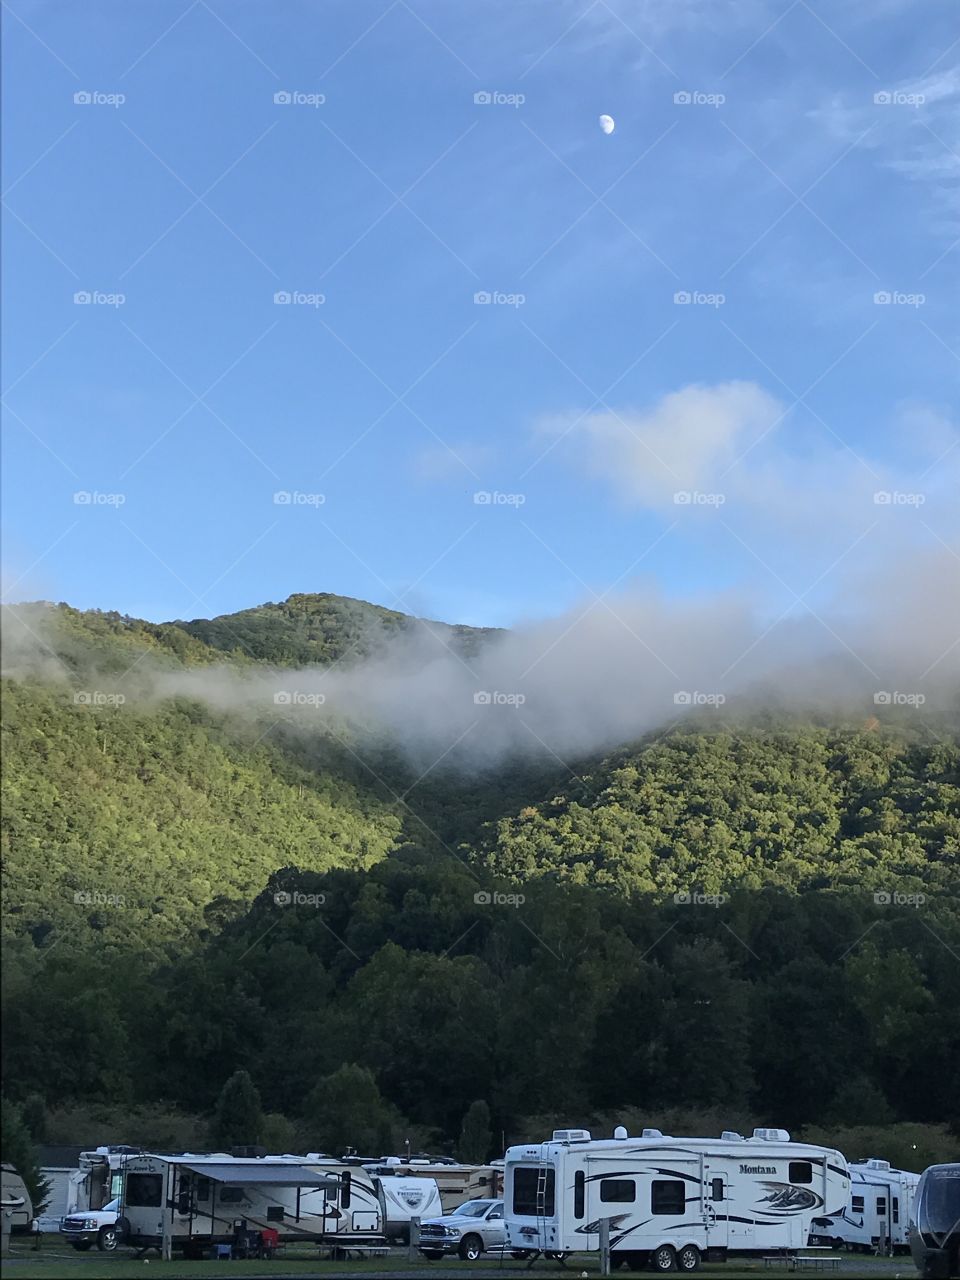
[599,114,615,135]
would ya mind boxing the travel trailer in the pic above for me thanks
[0,1166,33,1233]
[910,1164,960,1279]
[120,1154,383,1254]
[362,1164,442,1241]
[810,1158,919,1253]
[366,1158,501,1213]
[504,1127,850,1271]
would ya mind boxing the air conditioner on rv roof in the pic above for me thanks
[864,1159,891,1170]
[721,1131,744,1141]
[752,1128,791,1142]
[642,1129,663,1138]
[552,1130,591,1142]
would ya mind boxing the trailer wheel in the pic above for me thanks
[459,1234,483,1261]
[652,1243,677,1271]
[677,1245,701,1271]
[545,1253,568,1261]
[511,1251,533,1260]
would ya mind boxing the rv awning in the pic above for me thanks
[181,1163,334,1189]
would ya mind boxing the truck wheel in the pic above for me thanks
[97,1226,118,1252]
[72,1243,92,1251]
[458,1234,483,1261]
[652,1244,677,1271]
[677,1245,701,1271]
[421,1250,444,1260]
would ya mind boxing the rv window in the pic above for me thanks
[652,1180,686,1216]
[877,1198,886,1215]
[266,1206,285,1221]
[789,1162,813,1184]
[197,1178,210,1204]
[512,1167,556,1217]
[125,1174,163,1208]
[852,1196,864,1213]
[341,1172,351,1209]
[219,1188,243,1204]
[892,1198,899,1224]
[574,1171,585,1219]
[600,1180,636,1204]
[479,1176,488,1186]
[711,1178,724,1202]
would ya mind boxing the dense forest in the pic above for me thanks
[2,596,958,1160]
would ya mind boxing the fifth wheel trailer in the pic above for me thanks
[810,1158,919,1252]
[504,1126,850,1271]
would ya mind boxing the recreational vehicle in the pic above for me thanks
[38,1144,134,1231]
[504,1127,850,1271]
[119,1154,383,1255]
[362,1164,442,1241]
[810,1158,919,1253]
[366,1158,501,1213]
[0,1166,33,1233]
[910,1164,960,1279]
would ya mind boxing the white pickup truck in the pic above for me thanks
[59,1197,120,1251]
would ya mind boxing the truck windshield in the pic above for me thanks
[454,1201,497,1217]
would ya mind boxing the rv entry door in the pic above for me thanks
[703,1168,730,1250]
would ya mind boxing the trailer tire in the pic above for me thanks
[545,1253,568,1261]
[421,1250,444,1260]
[459,1234,483,1261]
[652,1244,678,1271]
[677,1245,701,1271]
[512,1251,533,1259]
[97,1226,118,1252]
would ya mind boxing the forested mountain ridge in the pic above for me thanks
[2,594,959,1144]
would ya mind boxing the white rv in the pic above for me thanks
[120,1154,382,1255]
[810,1158,919,1253]
[367,1158,501,1214]
[363,1163,442,1241]
[504,1127,850,1271]
[39,1145,134,1231]
[0,1165,33,1233]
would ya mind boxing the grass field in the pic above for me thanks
[0,1238,916,1280]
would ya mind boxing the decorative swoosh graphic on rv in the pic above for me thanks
[755,1184,822,1213]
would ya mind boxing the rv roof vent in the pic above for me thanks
[552,1129,591,1143]
[721,1131,744,1141]
[613,1127,628,1141]
[641,1129,663,1139]
[865,1159,891,1170]
[752,1128,791,1142]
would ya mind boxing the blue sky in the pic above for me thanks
[2,0,958,628]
